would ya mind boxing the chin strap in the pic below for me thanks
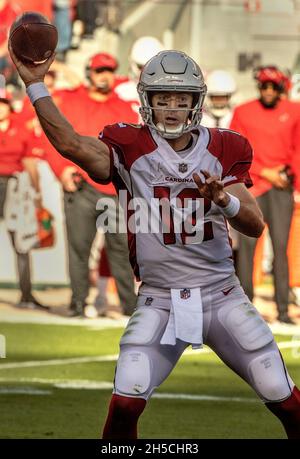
[156,122,186,139]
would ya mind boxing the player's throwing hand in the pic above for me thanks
[8,42,55,87]
[193,170,230,207]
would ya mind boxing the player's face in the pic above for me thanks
[90,69,115,93]
[151,92,193,130]
[209,95,231,109]
[0,101,10,121]
[259,82,281,107]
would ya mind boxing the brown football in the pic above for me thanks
[9,12,58,64]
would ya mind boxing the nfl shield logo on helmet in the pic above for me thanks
[180,288,191,299]
[178,163,188,173]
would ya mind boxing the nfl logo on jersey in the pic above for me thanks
[178,163,188,173]
[180,288,191,299]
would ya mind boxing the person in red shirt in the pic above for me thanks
[29,53,138,317]
[0,0,20,85]
[230,66,300,324]
[0,89,48,310]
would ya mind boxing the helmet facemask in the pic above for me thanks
[137,50,207,139]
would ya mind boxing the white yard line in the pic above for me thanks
[0,387,52,395]
[0,377,258,402]
[277,340,300,349]
[0,377,113,390]
[0,341,299,371]
[0,348,211,370]
[0,354,119,370]
[153,393,258,403]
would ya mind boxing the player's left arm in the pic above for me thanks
[222,182,264,237]
[193,171,264,238]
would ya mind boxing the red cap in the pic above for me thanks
[254,66,286,86]
[88,52,118,71]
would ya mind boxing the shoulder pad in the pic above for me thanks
[100,123,144,147]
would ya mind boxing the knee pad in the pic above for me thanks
[218,302,274,351]
[248,350,292,402]
[115,307,168,397]
[120,307,165,346]
[114,350,151,396]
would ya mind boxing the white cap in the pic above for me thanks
[206,70,236,96]
[130,36,164,67]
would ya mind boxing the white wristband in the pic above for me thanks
[26,82,50,105]
[217,193,240,219]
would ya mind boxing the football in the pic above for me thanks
[9,12,58,64]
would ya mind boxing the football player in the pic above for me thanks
[9,44,300,439]
[202,69,236,128]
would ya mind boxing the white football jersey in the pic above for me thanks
[98,124,252,288]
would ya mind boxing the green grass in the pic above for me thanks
[0,322,299,439]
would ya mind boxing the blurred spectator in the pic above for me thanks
[0,0,20,86]
[0,88,48,310]
[105,0,123,33]
[53,0,72,62]
[88,231,118,317]
[76,0,101,38]
[202,70,236,128]
[114,36,164,116]
[75,0,122,38]
[27,53,138,317]
[230,65,300,325]
[92,244,125,319]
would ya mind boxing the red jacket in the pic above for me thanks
[21,85,139,195]
[230,98,300,196]
[0,114,42,176]
[0,1,20,46]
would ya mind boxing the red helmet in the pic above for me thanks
[254,66,286,90]
[87,52,118,72]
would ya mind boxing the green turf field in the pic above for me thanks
[0,322,299,439]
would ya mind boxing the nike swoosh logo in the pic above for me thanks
[222,286,235,296]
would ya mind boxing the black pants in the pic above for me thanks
[64,182,137,315]
[237,187,294,315]
[0,176,32,300]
